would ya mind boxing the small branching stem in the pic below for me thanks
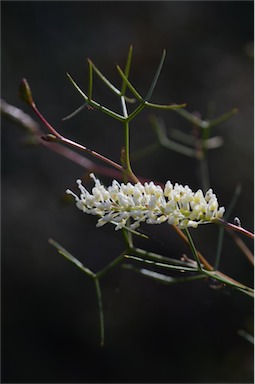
[31,102,123,172]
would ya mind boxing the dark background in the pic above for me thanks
[2,1,254,383]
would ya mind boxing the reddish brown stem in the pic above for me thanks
[217,219,254,239]
[31,102,123,173]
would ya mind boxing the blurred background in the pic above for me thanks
[2,1,254,383]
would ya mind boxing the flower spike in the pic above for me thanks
[66,174,225,231]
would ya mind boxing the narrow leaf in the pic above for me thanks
[209,108,238,128]
[121,45,133,96]
[66,72,89,101]
[116,65,143,101]
[175,108,208,128]
[125,254,197,272]
[184,229,202,271]
[62,103,87,121]
[49,238,95,278]
[123,264,205,285]
[144,49,166,101]
[88,59,121,96]
[145,101,186,110]
[87,59,93,100]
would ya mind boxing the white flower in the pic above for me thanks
[66,173,225,231]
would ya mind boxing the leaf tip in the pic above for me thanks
[19,78,34,106]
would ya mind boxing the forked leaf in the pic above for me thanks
[88,59,121,96]
[66,73,125,121]
[150,115,196,157]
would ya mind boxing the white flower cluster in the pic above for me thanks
[66,173,225,231]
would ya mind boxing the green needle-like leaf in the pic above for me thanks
[66,72,89,100]
[49,238,95,278]
[123,265,205,285]
[116,65,143,102]
[145,101,186,110]
[66,73,125,121]
[87,59,93,100]
[125,254,198,272]
[88,59,121,96]
[144,49,166,101]
[184,229,203,271]
[62,103,87,121]
[175,108,209,128]
[209,108,238,128]
[121,45,133,96]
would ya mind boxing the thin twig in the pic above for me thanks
[226,228,254,266]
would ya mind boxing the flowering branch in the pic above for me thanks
[11,47,253,344]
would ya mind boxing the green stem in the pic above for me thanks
[94,278,104,346]
[126,103,146,122]
[96,251,126,279]
[122,225,134,249]
[124,119,131,173]
[199,155,210,193]
[121,96,139,183]
[184,229,203,271]
[203,270,254,296]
